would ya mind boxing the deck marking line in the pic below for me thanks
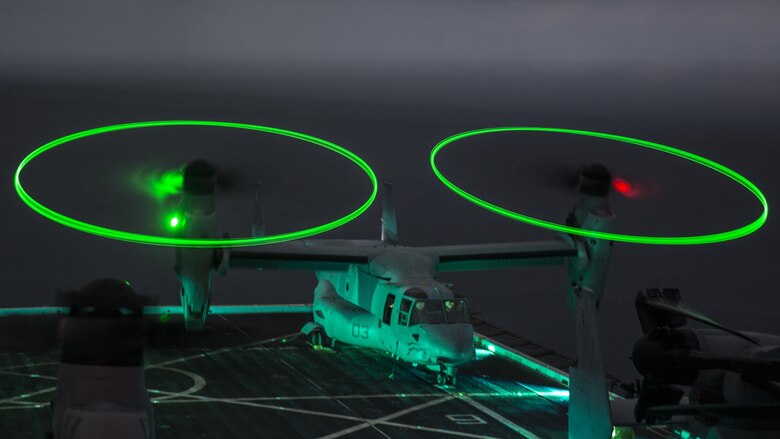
[0,405,47,411]
[230,392,443,402]
[152,393,366,422]
[147,331,299,368]
[151,395,495,438]
[318,395,453,439]
[147,366,206,402]
[225,391,542,402]
[218,314,249,336]
[286,357,389,439]
[0,370,57,381]
[456,394,542,439]
[0,386,56,404]
[378,420,500,439]
[0,361,58,371]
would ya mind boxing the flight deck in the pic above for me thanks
[0,312,674,438]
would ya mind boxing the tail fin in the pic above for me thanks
[568,287,612,439]
[381,182,398,244]
[253,181,265,238]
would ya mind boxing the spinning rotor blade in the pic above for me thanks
[637,289,759,345]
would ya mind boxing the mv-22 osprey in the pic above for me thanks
[174,160,615,385]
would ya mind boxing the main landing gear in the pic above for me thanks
[301,322,335,350]
[310,329,335,349]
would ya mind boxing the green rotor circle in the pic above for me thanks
[15,120,378,248]
[430,127,768,245]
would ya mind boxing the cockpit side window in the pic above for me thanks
[409,299,445,325]
[398,298,412,326]
[382,294,396,325]
[443,299,470,324]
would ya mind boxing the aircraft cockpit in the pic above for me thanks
[397,297,469,326]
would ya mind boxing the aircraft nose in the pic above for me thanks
[425,324,474,365]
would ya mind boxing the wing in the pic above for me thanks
[418,240,577,272]
[229,240,380,271]
[229,239,577,272]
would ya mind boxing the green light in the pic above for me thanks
[475,336,570,387]
[611,426,636,438]
[674,429,700,439]
[15,120,378,248]
[431,127,768,245]
[0,307,68,316]
[169,216,179,228]
[149,166,184,200]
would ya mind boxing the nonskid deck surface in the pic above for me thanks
[0,313,670,438]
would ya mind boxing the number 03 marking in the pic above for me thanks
[352,324,369,339]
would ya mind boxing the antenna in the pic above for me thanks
[381,182,398,244]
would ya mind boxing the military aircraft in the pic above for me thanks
[172,160,616,385]
[569,286,780,439]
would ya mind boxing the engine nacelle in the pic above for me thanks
[173,160,217,331]
[566,164,615,310]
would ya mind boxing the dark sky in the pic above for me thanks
[2,1,779,380]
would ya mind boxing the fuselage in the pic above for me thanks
[309,242,475,371]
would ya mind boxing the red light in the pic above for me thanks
[612,178,632,196]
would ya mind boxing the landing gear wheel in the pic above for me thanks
[436,372,456,386]
[322,333,336,349]
[436,365,457,386]
[310,331,323,348]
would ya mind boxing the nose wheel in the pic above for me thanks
[436,366,457,386]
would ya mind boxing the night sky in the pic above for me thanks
[2,1,779,380]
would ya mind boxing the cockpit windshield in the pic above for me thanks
[408,299,469,326]
[443,299,469,323]
[409,300,445,325]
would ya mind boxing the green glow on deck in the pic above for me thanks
[0,307,69,316]
[476,335,570,387]
[612,426,636,438]
[674,429,701,439]
[15,120,378,248]
[475,334,624,400]
[431,127,768,245]
[0,304,313,317]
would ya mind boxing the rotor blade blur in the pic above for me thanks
[644,299,759,345]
